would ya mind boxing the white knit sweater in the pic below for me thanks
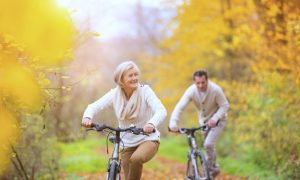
[83,84,167,148]
[169,80,229,127]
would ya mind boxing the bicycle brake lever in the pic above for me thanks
[202,125,209,131]
[131,128,143,135]
[179,128,187,133]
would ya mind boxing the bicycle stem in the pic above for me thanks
[112,131,121,160]
[188,136,198,150]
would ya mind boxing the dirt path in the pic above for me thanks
[62,155,247,180]
[141,156,247,180]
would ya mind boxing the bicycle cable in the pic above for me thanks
[105,130,115,155]
[119,132,128,153]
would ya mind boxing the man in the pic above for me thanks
[169,70,229,178]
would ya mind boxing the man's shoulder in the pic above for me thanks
[187,84,196,90]
[209,81,223,92]
[183,84,197,97]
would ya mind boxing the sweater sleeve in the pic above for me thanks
[82,89,114,120]
[144,86,167,127]
[169,86,193,128]
[211,88,229,123]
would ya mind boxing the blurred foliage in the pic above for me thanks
[58,134,108,174]
[0,0,74,64]
[0,105,19,174]
[145,0,300,178]
[0,0,75,178]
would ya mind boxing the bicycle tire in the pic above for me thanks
[195,150,211,180]
[107,161,120,180]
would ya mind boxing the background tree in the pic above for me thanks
[0,0,75,178]
[146,0,300,178]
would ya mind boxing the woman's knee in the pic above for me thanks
[130,141,159,164]
[130,154,144,164]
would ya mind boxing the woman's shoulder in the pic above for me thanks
[106,86,119,95]
[139,84,149,88]
[139,84,151,91]
[139,84,155,95]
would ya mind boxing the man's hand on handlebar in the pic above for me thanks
[168,126,179,133]
[207,119,217,128]
[82,117,92,127]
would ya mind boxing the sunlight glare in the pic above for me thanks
[56,0,71,8]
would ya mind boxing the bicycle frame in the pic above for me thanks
[172,126,211,180]
[87,123,146,180]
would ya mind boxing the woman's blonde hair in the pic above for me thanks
[113,61,140,87]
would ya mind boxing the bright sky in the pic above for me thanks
[56,0,183,40]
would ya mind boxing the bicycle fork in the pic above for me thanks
[187,136,201,179]
[192,151,201,178]
[107,132,121,180]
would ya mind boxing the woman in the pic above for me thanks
[82,61,167,180]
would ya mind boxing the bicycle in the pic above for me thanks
[170,125,211,180]
[86,123,150,180]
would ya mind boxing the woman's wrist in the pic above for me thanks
[147,123,155,129]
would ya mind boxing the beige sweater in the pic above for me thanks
[83,85,167,148]
[169,80,229,127]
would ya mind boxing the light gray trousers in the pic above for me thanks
[203,120,226,169]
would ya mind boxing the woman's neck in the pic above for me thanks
[123,87,136,100]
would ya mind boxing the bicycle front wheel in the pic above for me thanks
[107,161,120,180]
[195,150,210,180]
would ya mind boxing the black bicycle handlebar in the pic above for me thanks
[87,123,155,135]
[168,125,208,134]
[178,125,208,134]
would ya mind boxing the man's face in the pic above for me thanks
[194,75,208,92]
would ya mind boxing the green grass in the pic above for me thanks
[219,157,278,179]
[58,135,277,179]
[217,144,282,179]
[156,136,187,163]
[142,136,189,171]
[58,134,108,173]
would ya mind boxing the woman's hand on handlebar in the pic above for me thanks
[82,117,92,127]
[143,123,155,135]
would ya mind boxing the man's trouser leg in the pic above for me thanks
[203,121,226,176]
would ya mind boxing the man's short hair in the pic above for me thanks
[193,70,208,80]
